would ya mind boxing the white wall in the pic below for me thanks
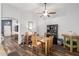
[2,4,23,44]
[37,3,79,39]
[2,3,38,44]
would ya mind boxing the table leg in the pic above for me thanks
[70,38,73,52]
[77,40,79,52]
[63,37,66,48]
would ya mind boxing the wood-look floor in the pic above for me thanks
[2,36,79,56]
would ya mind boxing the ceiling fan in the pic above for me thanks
[37,3,56,17]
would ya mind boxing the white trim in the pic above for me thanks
[18,21,22,44]
[0,3,1,44]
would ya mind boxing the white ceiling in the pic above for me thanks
[7,3,64,13]
[2,3,79,19]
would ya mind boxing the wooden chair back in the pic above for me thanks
[47,36,53,48]
[31,34,37,46]
[44,36,53,55]
[24,32,28,44]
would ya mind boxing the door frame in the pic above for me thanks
[1,20,12,36]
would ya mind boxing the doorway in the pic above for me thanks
[1,20,12,37]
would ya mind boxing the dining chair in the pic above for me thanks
[31,33,42,55]
[24,32,29,45]
[47,36,53,53]
[45,36,53,55]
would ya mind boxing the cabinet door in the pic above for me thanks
[47,24,58,44]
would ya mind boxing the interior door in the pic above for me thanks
[1,20,12,36]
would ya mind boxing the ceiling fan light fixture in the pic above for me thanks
[43,10,48,16]
[37,3,56,17]
[45,10,48,13]
[43,13,47,16]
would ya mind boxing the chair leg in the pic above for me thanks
[47,48,52,55]
[36,47,38,55]
[36,46,42,55]
[39,45,42,54]
[32,46,34,53]
[32,47,38,55]
[32,46,36,54]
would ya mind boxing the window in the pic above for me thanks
[28,21,33,30]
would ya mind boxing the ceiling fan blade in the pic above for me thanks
[47,15,50,17]
[36,13,43,14]
[48,12,56,14]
